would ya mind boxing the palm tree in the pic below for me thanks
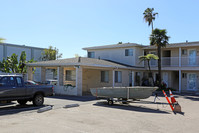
[139,54,159,86]
[143,8,158,32]
[150,28,169,89]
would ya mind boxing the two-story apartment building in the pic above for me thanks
[26,41,199,96]
[144,41,199,93]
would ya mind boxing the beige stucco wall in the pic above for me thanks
[82,68,131,94]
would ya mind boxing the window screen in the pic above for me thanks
[115,71,122,83]
[101,71,109,82]
[125,49,133,56]
[65,70,76,81]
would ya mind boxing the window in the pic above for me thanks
[182,73,187,78]
[8,77,15,86]
[182,49,187,55]
[115,71,122,83]
[16,77,23,87]
[88,52,95,58]
[101,71,109,83]
[65,70,76,81]
[0,77,15,86]
[0,77,8,86]
[125,49,133,56]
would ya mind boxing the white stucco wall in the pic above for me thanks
[0,45,3,61]
[134,47,144,67]
[33,49,43,61]
[88,47,144,67]
[7,46,32,61]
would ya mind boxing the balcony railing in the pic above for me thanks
[149,56,199,67]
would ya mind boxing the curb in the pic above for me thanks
[63,104,79,109]
[37,106,53,113]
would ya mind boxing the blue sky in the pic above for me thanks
[0,0,199,58]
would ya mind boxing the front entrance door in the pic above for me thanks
[189,50,196,66]
[187,73,196,90]
[163,72,168,87]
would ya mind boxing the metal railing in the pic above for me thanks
[149,56,199,67]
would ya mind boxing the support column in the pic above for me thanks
[112,70,115,87]
[41,67,46,83]
[57,66,64,86]
[179,70,182,93]
[76,66,82,96]
[179,47,181,67]
[27,67,33,80]
[131,71,135,86]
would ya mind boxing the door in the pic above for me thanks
[187,73,196,90]
[189,50,196,66]
[163,72,168,87]
[129,71,134,86]
[15,77,26,97]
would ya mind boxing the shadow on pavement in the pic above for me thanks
[93,102,170,114]
[183,96,199,101]
[0,104,49,116]
[47,95,96,102]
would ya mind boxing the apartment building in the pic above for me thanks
[144,41,199,93]
[27,41,199,96]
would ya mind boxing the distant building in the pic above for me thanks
[0,43,45,81]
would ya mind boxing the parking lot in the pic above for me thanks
[0,94,199,133]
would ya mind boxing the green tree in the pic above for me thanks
[0,51,36,74]
[150,28,169,89]
[18,51,27,73]
[7,53,18,73]
[0,38,5,43]
[139,54,159,86]
[42,46,62,61]
[143,8,158,32]
[0,58,10,73]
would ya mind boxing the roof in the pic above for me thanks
[26,57,137,69]
[83,43,145,50]
[143,41,199,49]
[0,43,45,50]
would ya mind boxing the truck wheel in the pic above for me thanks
[107,99,113,105]
[33,94,44,106]
[17,100,27,105]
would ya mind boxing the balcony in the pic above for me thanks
[149,56,199,67]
